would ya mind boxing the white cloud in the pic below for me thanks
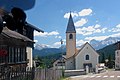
[74,18,88,27]
[116,24,120,28]
[101,28,107,33]
[76,24,107,36]
[78,8,92,16]
[94,29,101,33]
[84,32,120,42]
[94,24,100,28]
[84,32,93,36]
[48,31,59,36]
[110,33,120,37]
[34,40,38,43]
[64,8,92,19]
[52,42,61,48]
[109,24,120,32]
[64,13,69,19]
[34,31,59,37]
[64,12,78,19]
[76,39,87,46]
[55,36,62,39]
[85,36,109,41]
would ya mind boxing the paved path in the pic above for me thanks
[68,70,120,80]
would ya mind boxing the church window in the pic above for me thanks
[69,34,73,39]
[85,55,89,60]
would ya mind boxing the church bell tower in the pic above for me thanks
[66,13,76,58]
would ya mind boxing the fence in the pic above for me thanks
[0,67,34,80]
[34,68,62,80]
[0,66,62,80]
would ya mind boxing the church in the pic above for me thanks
[65,13,99,70]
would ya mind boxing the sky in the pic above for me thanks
[25,0,120,48]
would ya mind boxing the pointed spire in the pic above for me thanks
[66,12,76,33]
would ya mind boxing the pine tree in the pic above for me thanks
[101,53,105,63]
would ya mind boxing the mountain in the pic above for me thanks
[33,37,120,57]
[34,44,48,50]
[90,39,100,45]
[91,37,120,50]
[97,43,117,62]
[33,46,66,57]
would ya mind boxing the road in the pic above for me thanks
[68,70,120,80]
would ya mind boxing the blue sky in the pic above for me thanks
[25,0,120,48]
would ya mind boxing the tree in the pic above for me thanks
[107,54,114,68]
[101,53,105,63]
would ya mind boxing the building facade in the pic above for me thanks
[0,27,33,68]
[115,42,120,70]
[0,8,44,67]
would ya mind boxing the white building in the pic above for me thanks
[65,13,99,70]
[115,42,120,70]
[53,57,66,70]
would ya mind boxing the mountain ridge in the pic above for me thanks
[33,37,120,57]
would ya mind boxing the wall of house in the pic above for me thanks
[115,50,120,70]
[65,57,75,70]
[0,34,28,67]
[75,43,99,70]
[26,47,33,67]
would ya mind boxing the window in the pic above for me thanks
[85,55,89,60]
[11,47,14,63]
[18,48,20,62]
[117,51,119,56]
[69,34,73,39]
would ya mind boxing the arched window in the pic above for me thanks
[85,55,89,60]
[69,34,73,39]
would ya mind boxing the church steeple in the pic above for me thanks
[66,13,76,58]
[66,13,76,33]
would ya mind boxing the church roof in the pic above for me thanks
[66,13,76,33]
[66,42,99,60]
[75,42,99,56]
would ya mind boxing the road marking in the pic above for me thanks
[103,76,108,78]
[96,76,101,78]
[83,76,89,78]
[70,75,120,79]
[117,76,120,78]
[90,76,95,78]
[110,76,114,78]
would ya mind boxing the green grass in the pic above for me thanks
[60,77,69,80]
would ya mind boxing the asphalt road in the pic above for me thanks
[68,70,120,80]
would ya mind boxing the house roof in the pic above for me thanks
[66,13,76,33]
[25,22,44,33]
[1,27,33,42]
[53,56,66,64]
